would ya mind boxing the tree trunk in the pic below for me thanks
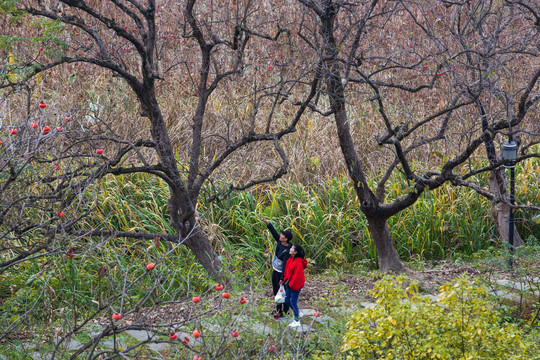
[138,88,225,281]
[182,216,227,283]
[489,169,524,246]
[366,216,403,273]
[314,3,403,273]
[478,102,524,247]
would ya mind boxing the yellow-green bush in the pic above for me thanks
[342,276,534,360]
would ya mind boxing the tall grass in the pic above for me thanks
[81,154,539,275]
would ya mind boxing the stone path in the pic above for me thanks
[20,308,331,359]
[17,276,538,359]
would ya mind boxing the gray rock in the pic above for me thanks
[360,302,376,309]
[147,342,170,352]
[496,279,528,291]
[125,329,155,342]
[63,338,83,351]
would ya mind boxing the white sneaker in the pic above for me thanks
[298,310,304,318]
[288,319,301,327]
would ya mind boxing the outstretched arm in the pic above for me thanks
[262,217,280,241]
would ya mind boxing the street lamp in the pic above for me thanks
[502,140,517,268]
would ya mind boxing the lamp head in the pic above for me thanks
[502,141,517,168]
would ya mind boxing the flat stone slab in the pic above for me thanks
[490,289,522,302]
[125,329,155,342]
[29,353,49,360]
[496,279,528,291]
[360,302,376,309]
[288,322,315,333]
[236,316,275,335]
[147,342,170,351]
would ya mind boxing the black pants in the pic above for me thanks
[272,270,289,315]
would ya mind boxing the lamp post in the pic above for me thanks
[502,140,517,268]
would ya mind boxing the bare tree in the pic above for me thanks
[296,0,540,272]
[0,0,317,280]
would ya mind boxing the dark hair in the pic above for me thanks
[291,244,305,259]
[281,230,293,242]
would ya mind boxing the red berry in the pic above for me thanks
[424,65,429,69]
[192,296,200,303]
[437,72,442,76]
[31,123,38,128]
[169,333,177,340]
[96,149,103,155]
[112,313,121,320]
[268,65,273,69]
[230,330,239,337]
[268,345,277,353]
[53,164,61,170]
[39,102,47,109]
[42,126,51,135]
[222,292,230,299]
[215,284,223,291]
[269,51,274,55]
[182,337,190,344]
[9,129,17,135]
[65,116,72,122]
[146,263,155,270]
[57,211,65,218]
[192,330,201,338]
[240,297,246,304]
[56,126,63,132]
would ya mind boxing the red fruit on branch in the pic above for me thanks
[169,333,177,340]
[268,345,277,353]
[146,263,155,270]
[222,292,230,299]
[57,211,65,218]
[96,149,103,155]
[192,296,200,303]
[42,126,51,135]
[31,123,38,128]
[182,337,190,344]
[56,126,63,132]
[230,330,239,337]
[9,129,17,135]
[192,330,201,338]
[112,313,121,320]
[240,297,246,304]
[65,116,72,122]
[215,284,223,291]
[53,164,61,170]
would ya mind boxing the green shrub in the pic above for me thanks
[342,276,534,360]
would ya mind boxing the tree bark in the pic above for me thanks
[478,102,524,247]
[181,215,227,283]
[489,169,524,246]
[366,216,403,273]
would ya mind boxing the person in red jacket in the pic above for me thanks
[280,244,307,327]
